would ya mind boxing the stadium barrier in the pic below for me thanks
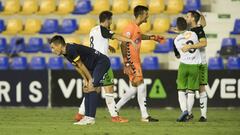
[0,70,48,106]
[0,70,240,107]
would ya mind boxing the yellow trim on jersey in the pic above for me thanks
[72,62,77,66]
[73,56,80,62]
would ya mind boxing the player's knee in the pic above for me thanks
[199,85,206,93]
[104,85,114,93]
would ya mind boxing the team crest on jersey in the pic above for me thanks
[126,32,131,37]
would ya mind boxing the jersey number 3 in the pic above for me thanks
[186,40,196,53]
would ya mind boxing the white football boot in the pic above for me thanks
[73,116,95,125]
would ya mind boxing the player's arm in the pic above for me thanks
[197,11,206,27]
[141,34,151,40]
[182,28,207,52]
[75,66,87,80]
[141,34,166,44]
[112,34,136,46]
[169,27,180,34]
[121,25,133,65]
[120,42,128,63]
[189,38,207,49]
[173,41,180,59]
[75,59,92,82]
[75,59,94,90]
[100,26,136,47]
[121,25,135,75]
[108,45,116,53]
[182,38,207,52]
[71,54,92,86]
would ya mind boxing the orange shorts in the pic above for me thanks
[128,63,143,84]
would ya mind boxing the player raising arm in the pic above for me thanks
[116,5,165,122]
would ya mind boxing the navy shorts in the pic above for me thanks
[91,55,110,87]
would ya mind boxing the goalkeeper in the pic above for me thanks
[116,5,165,122]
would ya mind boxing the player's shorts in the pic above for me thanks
[91,56,111,87]
[101,68,114,86]
[177,63,200,91]
[128,63,143,84]
[199,64,208,85]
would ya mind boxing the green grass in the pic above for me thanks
[0,107,240,135]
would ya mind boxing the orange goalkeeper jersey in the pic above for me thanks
[122,22,142,64]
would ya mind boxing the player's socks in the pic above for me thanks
[199,91,207,119]
[178,91,187,112]
[84,93,90,117]
[78,98,85,115]
[187,91,195,115]
[137,83,149,118]
[88,91,98,118]
[105,93,118,117]
[75,98,85,121]
[115,86,137,111]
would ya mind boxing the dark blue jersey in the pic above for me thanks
[63,43,107,71]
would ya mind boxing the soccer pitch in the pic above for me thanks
[0,107,239,135]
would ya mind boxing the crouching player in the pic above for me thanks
[50,35,111,125]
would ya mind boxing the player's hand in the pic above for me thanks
[109,46,116,53]
[181,45,191,52]
[83,78,94,92]
[150,35,166,44]
[87,78,94,89]
[169,27,180,33]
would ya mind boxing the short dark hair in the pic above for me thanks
[176,17,187,31]
[49,35,65,46]
[133,5,148,18]
[188,10,200,24]
[99,11,113,23]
